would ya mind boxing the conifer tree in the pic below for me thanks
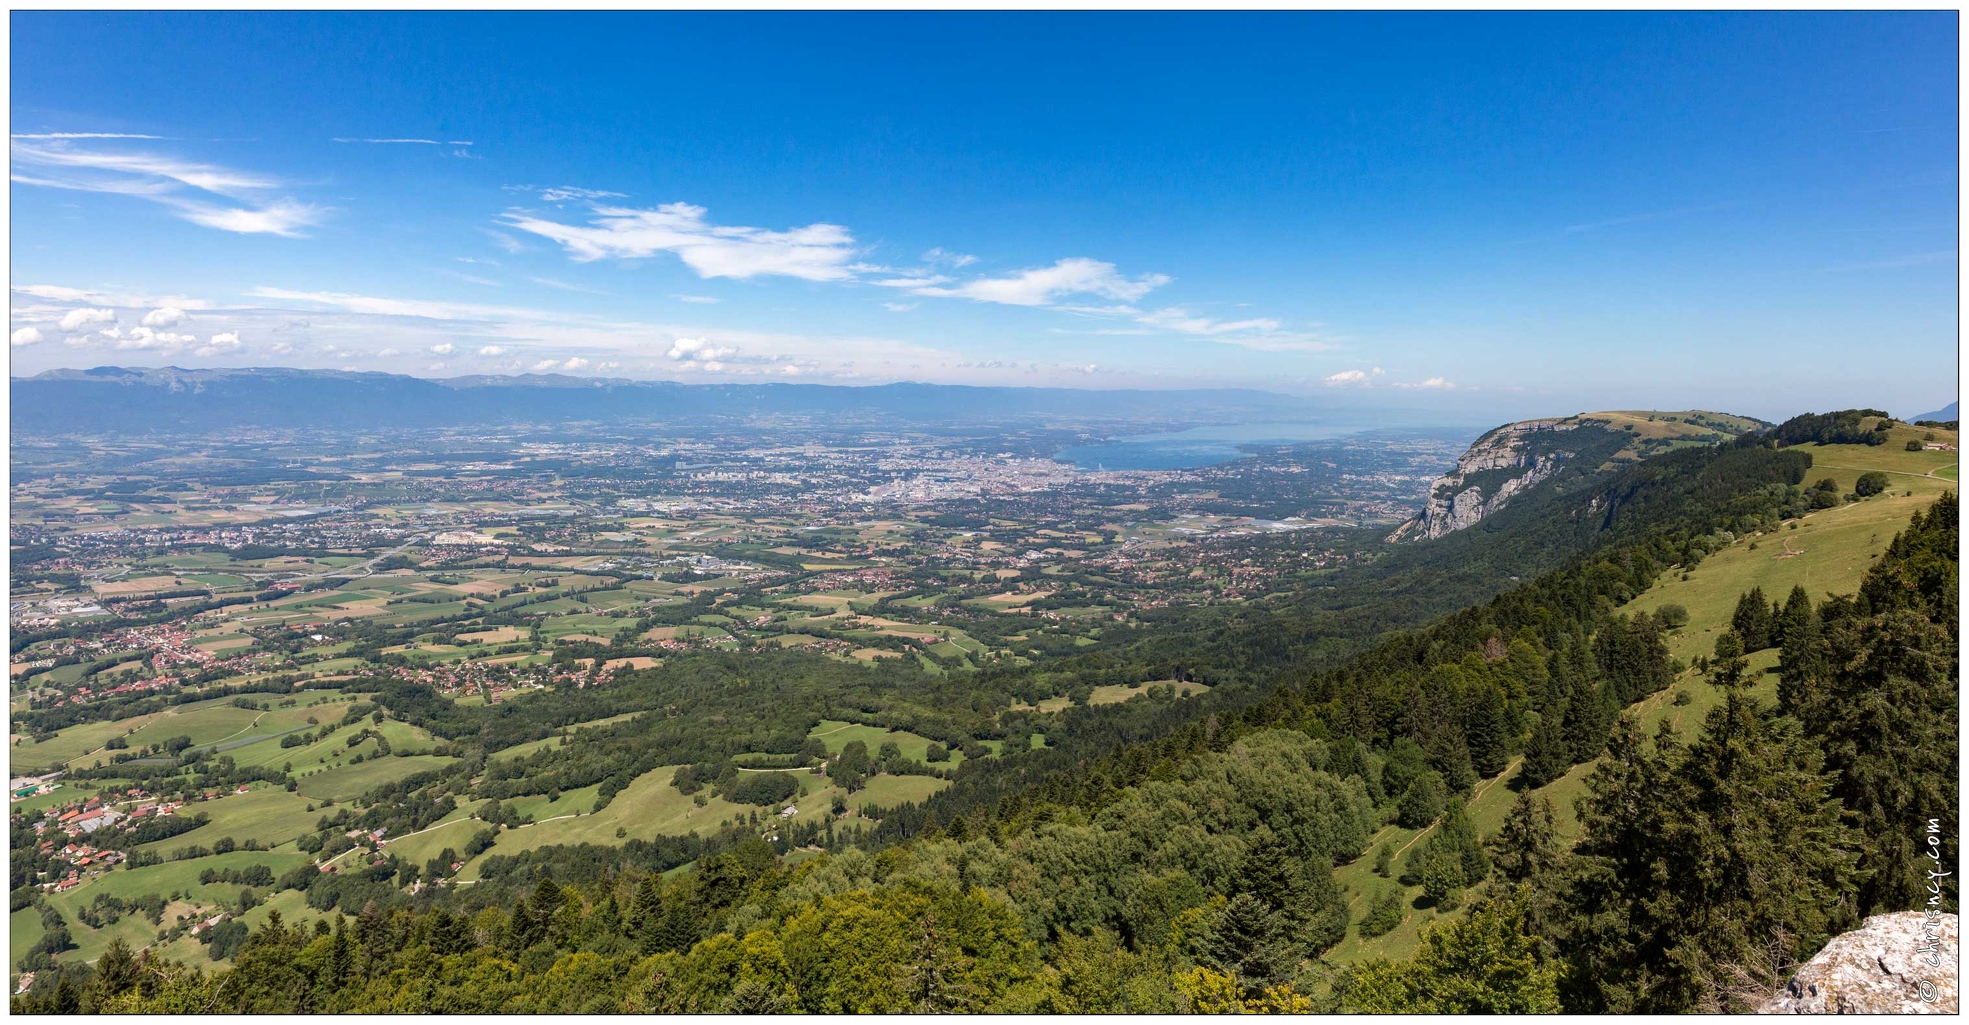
[1708,631,1749,691]
[1789,498,1958,916]
[1518,704,1573,789]
[1558,703,1860,1013]
[1464,683,1511,779]
[1560,679,1610,764]
[1775,586,1826,707]
[1488,792,1560,883]
[1730,587,1775,651]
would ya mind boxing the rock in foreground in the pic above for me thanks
[1761,911,1957,1014]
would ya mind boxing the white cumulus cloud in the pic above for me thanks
[1325,370,1370,386]
[667,337,739,361]
[477,345,507,357]
[429,343,455,355]
[11,327,43,346]
[58,307,116,333]
[116,326,200,351]
[141,306,189,327]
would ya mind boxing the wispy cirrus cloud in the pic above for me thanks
[530,277,610,295]
[246,287,552,322]
[902,257,1170,307]
[12,284,211,310]
[502,202,861,281]
[503,184,629,203]
[1561,201,1738,235]
[12,132,166,140]
[1135,307,1280,336]
[333,137,473,146]
[337,137,475,158]
[920,247,977,268]
[10,138,322,236]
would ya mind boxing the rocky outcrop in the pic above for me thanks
[1387,418,1578,542]
[1761,911,1957,1014]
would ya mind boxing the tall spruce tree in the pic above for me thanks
[1464,683,1511,779]
[1787,497,1958,917]
[1774,586,1825,708]
[1730,587,1776,651]
[1560,678,1611,764]
[1488,792,1560,883]
[1517,704,1573,790]
[1709,631,1749,691]
[1557,703,1860,1013]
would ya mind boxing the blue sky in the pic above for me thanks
[9,12,1958,419]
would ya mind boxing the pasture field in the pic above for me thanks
[296,754,457,803]
[458,769,747,875]
[13,694,358,775]
[496,784,603,824]
[234,717,437,770]
[13,716,168,775]
[135,786,322,854]
[370,808,485,869]
[807,719,975,767]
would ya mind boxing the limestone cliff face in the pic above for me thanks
[1387,418,1579,542]
[1761,911,1956,1014]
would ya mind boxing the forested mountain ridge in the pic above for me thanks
[10,412,1956,1014]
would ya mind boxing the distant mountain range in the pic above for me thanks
[11,366,1311,434]
[1911,400,1957,423]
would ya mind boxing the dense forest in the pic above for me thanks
[12,416,1957,1013]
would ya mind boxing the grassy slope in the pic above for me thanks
[1326,422,1955,966]
[135,787,320,855]
[14,849,314,968]
[296,754,457,804]
[12,691,359,777]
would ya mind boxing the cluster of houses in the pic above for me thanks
[28,787,194,891]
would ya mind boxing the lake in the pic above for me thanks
[1054,421,1377,470]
